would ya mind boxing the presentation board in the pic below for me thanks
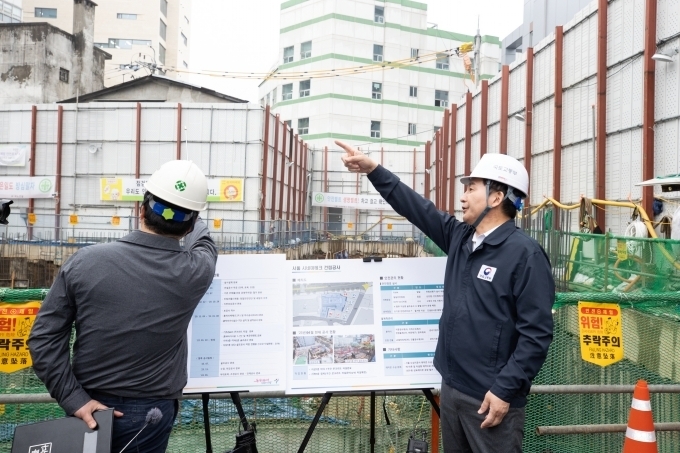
[286,257,446,394]
[185,254,287,393]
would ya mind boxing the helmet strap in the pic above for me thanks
[471,181,493,230]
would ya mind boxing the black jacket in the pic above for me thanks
[368,165,554,407]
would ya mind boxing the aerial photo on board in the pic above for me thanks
[292,282,374,326]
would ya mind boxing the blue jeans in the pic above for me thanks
[88,391,178,453]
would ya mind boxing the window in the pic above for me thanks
[301,41,312,59]
[373,44,383,62]
[435,90,449,107]
[59,68,69,83]
[408,123,416,135]
[273,88,277,105]
[409,86,417,97]
[132,40,151,46]
[183,61,188,68]
[160,0,168,16]
[299,79,311,97]
[266,93,270,105]
[298,118,309,135]
[282,83,293,101]
[411,48,419,58]
[371,121,381,138]
[374,6,384,23]
[35,7,57,18]
[372,82,382,100]
[107,39,133,49]
[285,120,292,129]
[283,46,294,64]
[181,32,188,46]
[436,52,450,70]
[160,19,167,40]
[159,44,166,64]
[117,13,137,19]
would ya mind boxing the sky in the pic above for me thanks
[188,0,525,103]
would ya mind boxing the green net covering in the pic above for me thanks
[0,231,679,451]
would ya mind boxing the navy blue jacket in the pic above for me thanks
[368,165,554,408]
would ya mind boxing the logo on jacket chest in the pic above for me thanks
[477,265,497,282]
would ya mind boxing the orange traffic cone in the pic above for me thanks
[622,380,658,453]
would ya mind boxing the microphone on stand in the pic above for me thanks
[118,407,163,453]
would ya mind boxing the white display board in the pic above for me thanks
[185,254,287,393]
[286,257,446,394]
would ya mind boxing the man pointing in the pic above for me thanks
[337,140,554,452]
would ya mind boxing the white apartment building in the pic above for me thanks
[0,0,21,22]
[22,0,191,86]
[259,0,501,151]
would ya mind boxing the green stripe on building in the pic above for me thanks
[276,53,496,80]
[377,0,428,10]
[299,132,425,147]
[276,93,446,112]
[281,0,308,10]
[280,13,500,45]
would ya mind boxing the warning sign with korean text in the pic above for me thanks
[578,301,623,367]
[0,302,40,373]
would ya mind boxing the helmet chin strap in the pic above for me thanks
[470,182,523,230]
[471,181,492,230]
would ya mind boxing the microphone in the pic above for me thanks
[118,407,163,453]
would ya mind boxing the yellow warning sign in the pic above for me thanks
[0,302,40,373]
[111,216,120,226]
[213,219,222,229]
[27,213,36,225]
[347,222,354,230]
[387,223,393,230]
[69,215,78,225]
[578,301,623,367]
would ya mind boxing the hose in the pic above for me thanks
[624,220,647,256]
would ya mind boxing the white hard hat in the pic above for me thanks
[145,160,208,211]
[460,153,529,196]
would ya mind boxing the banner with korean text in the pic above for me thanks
[0,177,56,199]
[100,178,244,202]
[312,192,393,211]
[0,302,40,373]
[0,145,27,166]
[578,301,623,367]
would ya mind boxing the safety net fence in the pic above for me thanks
[0,231,679,451]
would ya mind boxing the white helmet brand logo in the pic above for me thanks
[174,180,187,192]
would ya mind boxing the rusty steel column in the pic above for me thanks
[424,141,431,200]
[412,148,417,194]
[323,145,328,228]
[176,103,182,159]
[135,103,141,229]
[500,65,510,153]
[480,80,489,156]
[278,124,287,220]
[449,105,457,213]
[442,110,450,210]
[642,0,657,220]
[380,147,384,238]
[431,396,440,453]
[260,105,271,224]
[55,106,64,241]
[297,142,304,221]
[434,130,441,208]
[270,115,280,221]
[286,135,297,221]
[524,48,534,205]
[596,0,608,230]
[553,27,564,229]
[301,143,309,221]
[28,106,37,240]
[290,136,298,220]
[464,92,473,177]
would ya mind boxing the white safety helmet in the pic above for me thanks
[145,160,208,212]
[460,153,529,197]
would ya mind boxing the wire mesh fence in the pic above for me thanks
[0,212,679,451]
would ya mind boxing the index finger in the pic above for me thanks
[335,140,358,155]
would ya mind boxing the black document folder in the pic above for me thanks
[11,409,113,453]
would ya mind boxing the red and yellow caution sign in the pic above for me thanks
[578,301,624,367]
[0,302,40,373]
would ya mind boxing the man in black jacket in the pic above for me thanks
[337,140,554,452]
